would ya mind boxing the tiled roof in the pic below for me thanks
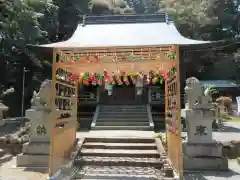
[200,80,238,88]
[83,13,172,24]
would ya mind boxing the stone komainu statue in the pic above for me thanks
[31,79,52,110]
[185,77,203,107]
[185,77,213,109]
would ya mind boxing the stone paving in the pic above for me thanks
[75,165,164,180]
[0,157,48,180]
[184,159,240,180]
[0,129,239,180]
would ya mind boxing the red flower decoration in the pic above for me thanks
[89,75,94,81]
[164,72,170,79]
[84,80,89,86]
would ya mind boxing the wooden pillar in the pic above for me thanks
[165,45,183,180]
[49,48,57,176]
[176,45,183,179]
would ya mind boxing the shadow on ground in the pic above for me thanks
[0,156,13,167]
[23,167,48,173]
[184,169,240,180]
[217,125,240,133]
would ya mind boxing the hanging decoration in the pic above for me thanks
[77,65,176,87]
[130,55,135,60]
[135,74,144,95]
[57,46,178,65]
[123,75,129,86]
[167,45,176,60]
[164,66,177,83]
[71,55,101,63]
[106,83,113,96]
[167,52,176,60]
[79,72,103,86]
[114,70,122,85]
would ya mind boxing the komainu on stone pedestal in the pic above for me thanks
[16,79,53,167]
[182,77,228,171]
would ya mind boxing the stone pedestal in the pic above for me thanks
[183,141,228,170]
[182,77,228,171]
[0,102,8,126]
[16,108,59,167]
[185,109,214,144]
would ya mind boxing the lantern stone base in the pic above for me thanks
[183,142,228,170]
[16,140,50,167]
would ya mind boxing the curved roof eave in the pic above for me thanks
[30,22,214,49]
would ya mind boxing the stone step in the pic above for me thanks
[98,113,148,117]
[80,149,160,158]
[100,105,146,107]
[96,118,149,122]
[92,126,150,130]
[74,165,163,180]
[99,108,147,111]
[85,137,155,144]
[96,122,149,126]
[99,110,147,113]
[75,156,163,167]
[0,154,13,164]
[101,105,146,108]
[82,142,157,150]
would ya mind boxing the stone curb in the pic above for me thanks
[48,137,85,180]
[155,138,178,179]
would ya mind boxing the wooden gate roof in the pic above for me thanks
[36,13,212,48]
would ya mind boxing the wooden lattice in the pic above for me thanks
[164,45,183,179]
[49,59,78,176]
[49,45,183,179]
[55,46,175,74]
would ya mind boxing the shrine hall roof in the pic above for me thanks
[36,13,213,48]
[201,80,238,88]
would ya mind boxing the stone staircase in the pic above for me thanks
[72,137,175,180]
[91,105,154,130]
[0,148,12,164]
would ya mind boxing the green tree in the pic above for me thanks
[0,0,59,116]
